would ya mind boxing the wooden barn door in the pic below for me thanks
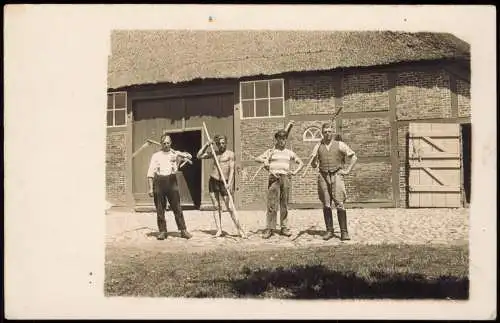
[132,92,235,209]
[408,123,462,207]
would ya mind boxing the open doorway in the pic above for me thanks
[169,130,202,209]
[461,124,471,206]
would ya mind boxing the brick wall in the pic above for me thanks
[346,161,393,202]
[394,69,467,208]
[396,70,452,120]
[106,130,127,205]
[288,75,336,115]
[456,79,471,118]
[341,118,391,158]
[342,72,390,112]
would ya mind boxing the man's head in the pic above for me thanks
[321,123,334,142]
[160,133,172,151]
[214,135,227,152]
[274,129,288,149]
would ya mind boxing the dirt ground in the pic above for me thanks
[106,208,469,254]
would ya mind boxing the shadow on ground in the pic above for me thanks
[208,265,468,299]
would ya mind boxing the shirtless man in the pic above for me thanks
[197,135,247,238]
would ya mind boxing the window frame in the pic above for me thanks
[303,126,323,142]
[239,78,285,120]
[107,91,127,128]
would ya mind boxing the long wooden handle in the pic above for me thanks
[302,144,320,178]
[202,122,238,214]
[132,141,151,158]
[146,139,161,146]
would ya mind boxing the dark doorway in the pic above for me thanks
[461,124,471,205]
[169,130,202,209]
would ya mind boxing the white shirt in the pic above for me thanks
[147,150,192,178]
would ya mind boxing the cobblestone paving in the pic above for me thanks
[106,208,469,254]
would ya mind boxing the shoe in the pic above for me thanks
[337,209,351,241]
[180,230,193,239]
[340,231,351,241]
[280,228,292,237]
[262,229,273,239]
[215,230,223,237]
[322,231,334,241]
[157,232,167,240]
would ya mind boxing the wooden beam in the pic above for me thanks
[408,152,460,159]
[410,132,460,138]
[409,185,461,192]
[397,117,470,125]
[421,136,446,152]
[422,167,446,185]
[409,160,461,168]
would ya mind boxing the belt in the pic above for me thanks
[320,168,341,175]
[155,174,176,178]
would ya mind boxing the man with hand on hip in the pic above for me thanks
[255,129,304,239]
[147,133,193,240]
[310,123,357,241]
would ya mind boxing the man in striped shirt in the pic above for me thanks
[147,133,193,240]
[255,129,304,239]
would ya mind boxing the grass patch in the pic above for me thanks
[105,244,469,299]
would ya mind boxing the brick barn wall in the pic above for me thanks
[340,71,393,203]
[288,75,336,115]
[456,78,471,118]
[106,130,128,205]
[107,63,471,210]
[394,68,470,207]
[395,69,452,120]
[342,72,390,113]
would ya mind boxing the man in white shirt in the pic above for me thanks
[255,129,304,239]
[147,133,193,240]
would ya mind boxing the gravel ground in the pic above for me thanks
[106,208,469,253]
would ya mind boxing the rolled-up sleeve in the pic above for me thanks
[257,149,271,161]
[339,141,355,157]
[147,153,157,178]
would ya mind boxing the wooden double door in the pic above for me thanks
[132,93,235,208]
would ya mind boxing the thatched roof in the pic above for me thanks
[108,30,470,90]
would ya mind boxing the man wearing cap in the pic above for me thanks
[147,133,193,240]
[310,123,357,241]
[255,129,304,239]
[196,134,247,238]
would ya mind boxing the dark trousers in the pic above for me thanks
[266,174,290,230]
[153,175,187,232]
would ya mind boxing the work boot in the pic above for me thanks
[337,209,351,241]
[280,227,292,237]
[322,207,334,240]
[180,230,193,239]
[262,229,273,239]
[322,230,335,241]
[157,231,167,240]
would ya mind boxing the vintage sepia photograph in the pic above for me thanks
[5,4,496,320]
[105,30,471,299]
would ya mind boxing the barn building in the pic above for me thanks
[106,30,471,211]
